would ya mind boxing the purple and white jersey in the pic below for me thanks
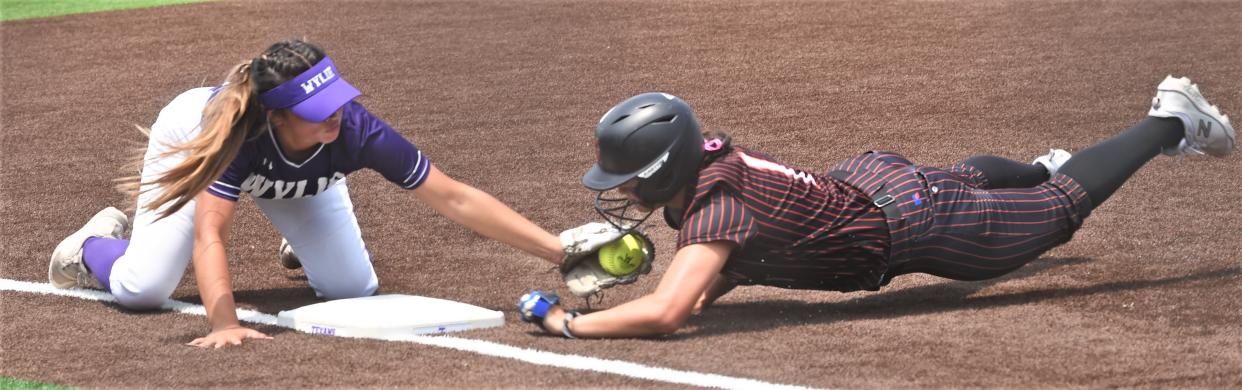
[206,101,431,201]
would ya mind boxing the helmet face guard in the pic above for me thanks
[582,92,704,230]
[593,189,654,231]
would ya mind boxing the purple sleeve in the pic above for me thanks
[206,145,256,201]
[349,104,432,189]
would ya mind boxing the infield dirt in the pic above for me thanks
[3,1,1240,388]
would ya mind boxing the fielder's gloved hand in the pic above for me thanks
[559,222,626,267]
[518,290,561,327]
[561,230,655,298]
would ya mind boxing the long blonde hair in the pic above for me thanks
[117,39,326,219]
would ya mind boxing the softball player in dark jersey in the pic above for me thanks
[521,78,1234,338]
[47,39,622,348]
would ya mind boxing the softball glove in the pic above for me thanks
[560,230,655,298]
[559,222,626,268]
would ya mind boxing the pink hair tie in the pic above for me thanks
[704,139,723,152]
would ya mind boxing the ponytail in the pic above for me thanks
[115,39,327,218]
[124,61,266,219]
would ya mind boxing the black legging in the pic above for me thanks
[1056,117,1183,208]
[963,117,1183,211]
[961,155,1050,189]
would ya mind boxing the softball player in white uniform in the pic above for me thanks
[48,39,623,348]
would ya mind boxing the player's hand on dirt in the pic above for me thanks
[558,222,626,270]
[187,325,272,349]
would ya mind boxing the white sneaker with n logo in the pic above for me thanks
[1148,75,1236,157]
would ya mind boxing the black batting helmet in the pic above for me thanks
[583,92,704,228]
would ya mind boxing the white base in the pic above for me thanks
[276,294,504,339]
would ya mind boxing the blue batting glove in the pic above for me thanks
[518,290,560,324]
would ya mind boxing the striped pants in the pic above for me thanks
[833,152,1094,282]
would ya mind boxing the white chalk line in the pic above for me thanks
[1,278,815,390]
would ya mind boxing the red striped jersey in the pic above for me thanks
[670,147,891,292]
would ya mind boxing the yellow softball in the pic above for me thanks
[598,233,645,276]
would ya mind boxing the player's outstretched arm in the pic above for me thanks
[528,241,733,338]
[186,192,271,348]
[413,165,563,264]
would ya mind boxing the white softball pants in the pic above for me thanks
[109,87,378,309]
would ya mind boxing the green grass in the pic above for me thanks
[0,377,75,390]
[1,0,210,21]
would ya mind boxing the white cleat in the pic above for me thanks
[48,207,129,289]
[1148,75,1236,157]
[1032,148,1072,176]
